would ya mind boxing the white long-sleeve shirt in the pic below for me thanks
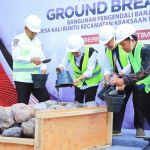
[12,32,47,82]
[103,47,131,77]
[58,46,99,89]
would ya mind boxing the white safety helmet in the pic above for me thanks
[25,14,41,33]
[66,34,84,52]
[115,24,136,44]
[98,25,116,44]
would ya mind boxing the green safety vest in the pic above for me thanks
[13,42,41,81]
[128,42,150,93]
[69,46,102,88]
[106,45,128,71]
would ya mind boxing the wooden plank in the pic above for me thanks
[37,106,106,115]
[106,112,113,145]
[0,143,34,150]
[83,144,111,150]
[41,111,109,150]
[0,137,34,145]
[34,118,43,150]
[36,107,107,119]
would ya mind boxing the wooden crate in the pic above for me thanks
[0,106,112,150]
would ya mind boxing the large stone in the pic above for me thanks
[61,102,84,108]
[2,127,22,137]
[34,102,47,111]
[14,105,36,123]
[21,118,35,138]
[45,100,58,107]
[0,106,6,119]
[5,109,13,118]
[0,115,14,131]
[47,105,65,110]
[11,103,26,115]
[84,101,99,108]
[0,107,15,130]
[65,103,77,109]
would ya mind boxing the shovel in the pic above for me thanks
[42,59,51,63]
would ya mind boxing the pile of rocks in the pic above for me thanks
[0,100,99,139]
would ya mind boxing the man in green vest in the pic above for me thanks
[57,34,102,103]
[111,23,150,128]
[98,25,145,137]
[12,14,50,104]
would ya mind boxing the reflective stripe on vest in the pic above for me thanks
[69,46,102,88]
[13,67,40,72]
[13,48,41,81]
[128,42,150,93]
[13,62,41,81]
[106,45,128,70]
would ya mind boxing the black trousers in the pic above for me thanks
[113,85,144,131]
[15,81,50,104]
[134,87,150,125]
[74,85,99,103]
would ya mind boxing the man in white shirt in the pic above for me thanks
[57,34,103,103]
[99,25,145,137]
[12,14,50,104]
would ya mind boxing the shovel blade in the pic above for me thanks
[42,59,51,63]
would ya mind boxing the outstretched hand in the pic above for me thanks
[42,69,47,74]
[56,66,64,75]
[111,78,124,86]
[116,85,126,91]
[73,78,80,86]
[31,58,41,66]
[102,80,110,87]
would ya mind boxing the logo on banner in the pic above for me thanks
[136,29,150,40]
[82,34,99,45]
